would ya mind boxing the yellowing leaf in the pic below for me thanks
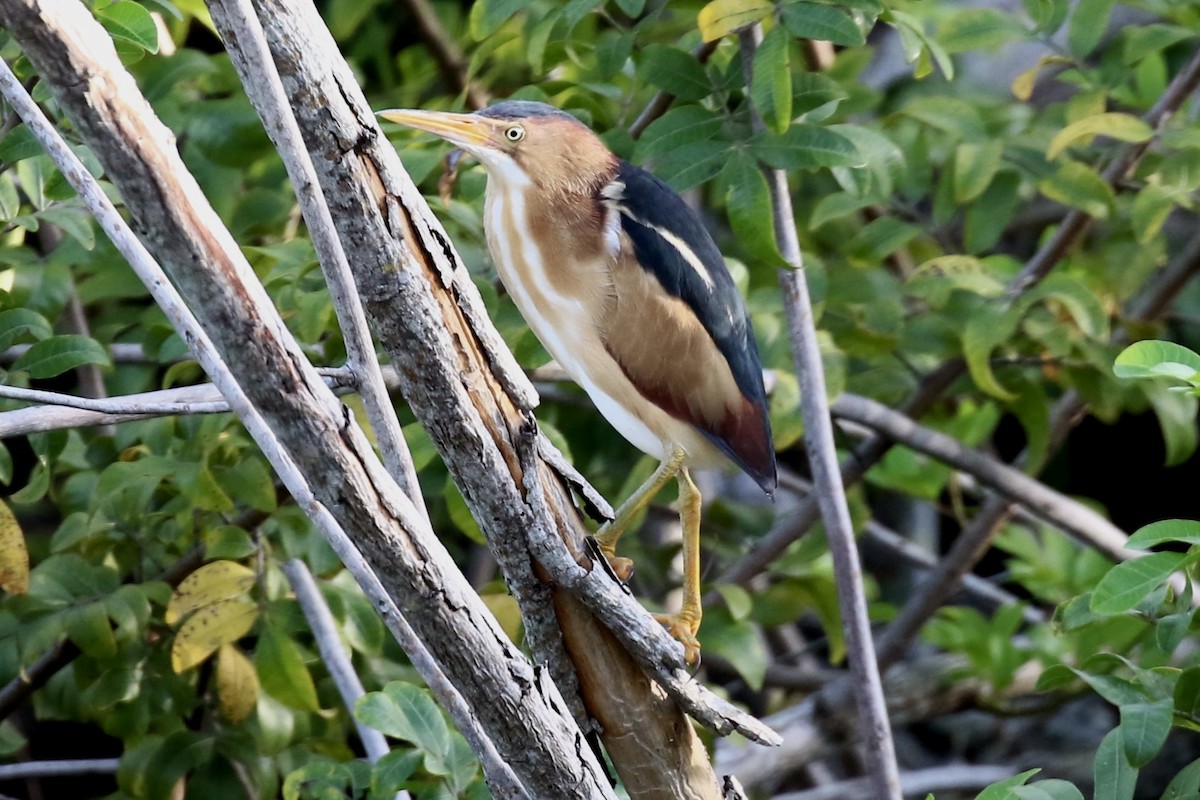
[1046,112,1153,160]
[1011,55,1071,101]
[0,500,28,594]
[166,560,256,624]
[481,593,523,644]
[697,0,772,42]
[216,644,259,723]
[171,599,258,673]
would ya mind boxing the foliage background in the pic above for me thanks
[1,0,1199,798]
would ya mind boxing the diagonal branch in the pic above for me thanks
[0,3,611,796]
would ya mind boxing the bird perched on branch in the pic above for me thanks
[380,100,775,664]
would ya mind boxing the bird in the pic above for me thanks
[379,100,776,664]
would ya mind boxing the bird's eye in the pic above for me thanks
[504,125,525,142]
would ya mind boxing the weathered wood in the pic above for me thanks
[0,2,611,797]
[246,0,773,795]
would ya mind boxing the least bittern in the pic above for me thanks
[380,101,776,664]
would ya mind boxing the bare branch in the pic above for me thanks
[0,760,120,780]
[0,4,611,796]
[738,24,900,800]
[771,765,1016,800]
[400,0,488,109]
[831,393,1135,562]
[281,559,393,764]
[206,0,425,526]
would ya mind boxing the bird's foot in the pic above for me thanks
[604,553,635,583]
[653,612,701,667]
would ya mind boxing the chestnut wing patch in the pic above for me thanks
[604,161,776,491]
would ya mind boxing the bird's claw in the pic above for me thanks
[654,612,701,668]
[605,554,634,583]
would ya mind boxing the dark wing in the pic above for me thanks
[609,160,776,492]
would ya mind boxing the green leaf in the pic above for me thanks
[954,141,1004,203]
[1068,0,1113,56]
[11,335,112,379]
[1123,25,1194,66]
[36,206,95,249]
[697,0,772,42]
[1115,341,1200,384]
[698,606,769,689]
[1038,161,1114,218]
[963,303,1022,400]
[1147,385,1199,466]
[1120,698,1173,768]
[356,682,452,773]
[1013,780,1085,800]
[1095,727,1138,800]
[809,192,875,229]
[467,0,527,39]
[256,624,320,712]
[723,151,786,268]
[212,457,277,513]
[370,750,422,798]
[752,24,792,135]
[900,96,987,141]
[636,106,723,159]
[977,769,1041,799]
[1090,553,1189,615]
[65,601,117,659]
[1047,113,1153,160]
[965,171,1021,252]
[792,72,846,118]
[1021,0,1068,33]
[937,8,1028,54]
[0,308,53,352]
[655,140,729,190]
[715,584,753,621]
[95,1,160,53]
[1126,519,1200,550]
[847,217,920,263]
[1160,756,1200,799]
[0,126,43,165]
[779,2,865,47]
[639,45,710,102]
[750,124,863,171]
[1132,185,1188,245]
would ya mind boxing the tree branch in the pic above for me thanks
[831,393,1135,562]
[247,2,780,796]
[0,4,612,796]
[738,24,901,800]
[771,764,1016,800]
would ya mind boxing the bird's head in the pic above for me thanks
[378,100,615,194]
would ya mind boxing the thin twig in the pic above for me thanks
[400,0,488,109]
[207,0,427,527]
[0,342,153,364]
[0,369,360,436]
[831,393,1134,562]
[771,764,1016,800]
[281,559,393,765]
[0,759,119,780]
[738,25,900,800]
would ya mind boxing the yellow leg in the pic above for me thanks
[595,446,686,562]
[654,466,703,665]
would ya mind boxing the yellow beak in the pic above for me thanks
[377,109,490,151]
